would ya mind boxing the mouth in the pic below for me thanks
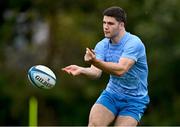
[104,32,111,38]
[104,31,110,34]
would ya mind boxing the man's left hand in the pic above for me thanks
[84,48,96,64]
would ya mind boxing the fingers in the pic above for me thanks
[61,65,74,73]
[91,49,95,54]
[86,48,95,55]
[85,48,95,58]
[61,66,70,71]
[61,67,71,74]
[85,48,96,63]
[61,65,80,76]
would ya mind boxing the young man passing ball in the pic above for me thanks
[62,6,150,126]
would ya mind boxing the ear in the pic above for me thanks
[120,22,124,27]
[119,22,124,30]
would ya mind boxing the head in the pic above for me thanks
[103,6,127,39]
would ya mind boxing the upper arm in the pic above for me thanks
[118,38,144,73]
[94,39,108,61]
[121,37,144,62]
[118,57,135,73]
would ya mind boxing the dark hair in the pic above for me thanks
[103,6,127,25]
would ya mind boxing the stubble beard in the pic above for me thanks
[104,33,118,40]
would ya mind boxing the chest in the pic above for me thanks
[105,45,124,63]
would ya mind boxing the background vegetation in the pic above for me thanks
[0,0,180,125]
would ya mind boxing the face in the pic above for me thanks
[103,16,123,39]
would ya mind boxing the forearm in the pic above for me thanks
[80,66,102,79]
[91,59,126,76]
[84,47,133,76]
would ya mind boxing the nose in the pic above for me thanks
[104,23,109,30]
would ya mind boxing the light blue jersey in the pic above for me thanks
[94,32,149,99]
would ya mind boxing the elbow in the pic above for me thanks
[114,69,127,77]
[91,70,102,79]
[115,72,124,77]
[95,73,102,79]
[95,71,102,79]
[90,73,101,79]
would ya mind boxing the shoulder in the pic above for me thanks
[95,38,109,48]
[97,38,109,45]
[126,33,145,49]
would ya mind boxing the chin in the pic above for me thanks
[105,35,111,38]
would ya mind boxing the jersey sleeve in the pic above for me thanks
[94,39,107,61]
[121,38,145,62]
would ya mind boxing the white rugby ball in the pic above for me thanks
[28,65,56,89]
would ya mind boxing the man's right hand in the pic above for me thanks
[61,65,83,76]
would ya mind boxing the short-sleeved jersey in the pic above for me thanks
[94,32,149,99]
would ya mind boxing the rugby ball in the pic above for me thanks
[28,65,56,89]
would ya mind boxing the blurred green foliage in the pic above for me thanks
[0,0,180,126]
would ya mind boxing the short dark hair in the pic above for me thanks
[103,6,127,25]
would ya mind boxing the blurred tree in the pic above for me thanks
[0,0,180,126]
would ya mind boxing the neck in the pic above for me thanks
[111,29,126,44]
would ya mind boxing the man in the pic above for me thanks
[62,6,149,126]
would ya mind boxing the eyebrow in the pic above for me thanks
[103,21,115,25]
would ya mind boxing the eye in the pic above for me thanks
[108,22,114,25]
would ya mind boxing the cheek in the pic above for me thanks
[111,27,118,33]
